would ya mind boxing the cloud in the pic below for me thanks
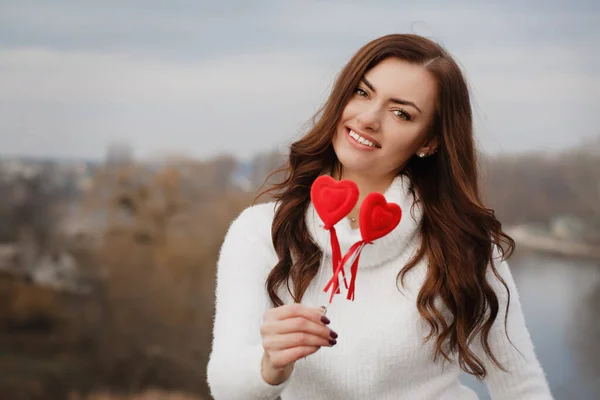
[0,48,334,103]
[0,0,598,159]
[0,47,338,159]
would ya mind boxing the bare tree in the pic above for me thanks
[73,156,254,396]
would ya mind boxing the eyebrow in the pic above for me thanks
[361,77,422,114]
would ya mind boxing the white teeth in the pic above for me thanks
[349,130,377,148]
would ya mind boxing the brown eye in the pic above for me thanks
[355,88,368,97]
[393,109,411,121]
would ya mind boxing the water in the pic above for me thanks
[461,252,600,399]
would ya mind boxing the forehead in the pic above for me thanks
[363,58,437,113]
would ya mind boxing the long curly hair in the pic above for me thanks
[257,34,515,380]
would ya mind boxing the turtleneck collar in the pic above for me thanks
[305,174,423,269]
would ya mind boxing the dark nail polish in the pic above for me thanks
[329,339,337,346]
[320,315,330,325]
[330,330,338,339]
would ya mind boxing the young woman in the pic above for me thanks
[207,34,553,399]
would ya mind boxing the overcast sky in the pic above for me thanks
[0,0,598,161]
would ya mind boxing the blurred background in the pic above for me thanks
[0,1,598,399]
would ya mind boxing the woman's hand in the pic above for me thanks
[260,304,337,385]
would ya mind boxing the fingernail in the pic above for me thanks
[329,339,337,346]
[320,315,330,325]
[330,330,338,339]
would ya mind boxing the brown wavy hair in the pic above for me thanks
[257,34,516,380]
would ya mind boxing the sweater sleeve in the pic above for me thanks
[478,249,553,399]
[206,204,291,400]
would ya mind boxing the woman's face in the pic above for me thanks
[332,57,438,179]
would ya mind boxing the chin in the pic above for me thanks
[332,138,376,176]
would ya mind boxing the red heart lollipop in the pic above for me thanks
[359,192,402,242]
[321,189,402,302]
[311,175,359,228]
[311,175,358,298]
[333,193,402,301]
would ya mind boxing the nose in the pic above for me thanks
[355,108,380,132]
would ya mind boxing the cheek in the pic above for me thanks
[340,99,361,121]
[335,103,356,138]
[382,123,427,155]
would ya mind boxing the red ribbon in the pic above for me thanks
[346,241,370,301]
[323,224,348,295]
[324,240,372,303]
[312,177,401,304]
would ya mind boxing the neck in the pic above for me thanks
[335,168,397,219]
[305,173,421,269]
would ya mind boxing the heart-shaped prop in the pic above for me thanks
[359,192,402,243]
[324,191,402,302]
[311,175,359,228]
[311,175,359,296]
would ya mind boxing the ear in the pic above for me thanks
[416,136,439,156]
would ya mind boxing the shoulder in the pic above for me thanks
[232,201,277,228]
[225,201,278,246]
[485,243,518,301]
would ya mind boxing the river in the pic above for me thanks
[461,251,600,399]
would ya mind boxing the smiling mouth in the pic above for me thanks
[347,128,381,148]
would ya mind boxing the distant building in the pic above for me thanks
[0,159,42,180]
[105,142,134,166]
[30,252,89,293]
[550,215,586,241]
[231,162,253,191]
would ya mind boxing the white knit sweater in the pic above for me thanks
[206,175,553,399]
